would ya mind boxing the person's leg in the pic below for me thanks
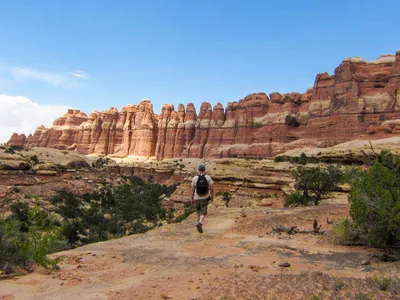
[199,214,205,224]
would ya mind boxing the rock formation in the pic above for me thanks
[8,51,400,159]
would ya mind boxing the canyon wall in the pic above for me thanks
[8,51,400,159]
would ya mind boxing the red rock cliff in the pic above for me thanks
[8,51,400,159]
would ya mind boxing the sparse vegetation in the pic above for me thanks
[274,153,320,164]
[0,176,177,271]
[171,203,195,223]
[366,275,400,293]
[3,145,25,154]
[92,157,112,169]
[216,191,232,207]
[332,218,361,245]
[251,121,263,128]
[354,293,370,300]
[285,165,343,206]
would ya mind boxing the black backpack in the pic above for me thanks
[196,174,209,196]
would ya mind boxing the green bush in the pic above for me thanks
[285,165,343,206]
[348,150,400,248]
[1,206,65,269]
[0,218,27,268]
[51,176,176,247]
[18,206,64,268]
[273,156,286,163]
[1,176,177,270]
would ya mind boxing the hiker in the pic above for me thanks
[191,163,214,233]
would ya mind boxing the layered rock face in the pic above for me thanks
[8,51,400,159]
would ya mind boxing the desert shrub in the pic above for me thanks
[348,150,400,248]
[285,165,343,206]
[216,191,232,207]
[273,156,286,163]
[17,206,64,267]
[51,176,176,247]
[251,121,263,128]
[66,159,90,169]
[171,205,196,223]
[92,157,112,169]
[284,192,313,207]
[4,145,24,154]
[29,155,40,166]
[332,218,363,245]
[0,218,27,268]
[354,293,370,300]
[274,153,320,164]
[366,275,400,293]
[1,206,65,269]
[4,146,15,154]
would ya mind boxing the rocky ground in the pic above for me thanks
[1,144,400,299]
[1,201,399,300]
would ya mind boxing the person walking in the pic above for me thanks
[191,163,214,233]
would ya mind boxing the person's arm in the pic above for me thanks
[191,177,196,204]
[208,176,214,200]
[191,186,195,204]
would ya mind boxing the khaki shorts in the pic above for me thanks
[194,198,209,215]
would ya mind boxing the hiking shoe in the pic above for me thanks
[196,223,203,233]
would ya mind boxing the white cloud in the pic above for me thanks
[0,94,69,143]
[11,67,64,86]
[69,70,89,80]
[10,67,81,89]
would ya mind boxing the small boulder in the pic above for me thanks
[278,262,291,268]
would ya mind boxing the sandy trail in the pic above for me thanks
[0,205,399,300]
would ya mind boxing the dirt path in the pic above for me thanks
[1,205,399,299]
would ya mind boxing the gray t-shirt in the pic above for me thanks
[191,174,213,200]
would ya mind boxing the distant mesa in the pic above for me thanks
[8,51,400,159]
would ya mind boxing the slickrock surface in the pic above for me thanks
[1,205,399,300]
[8,51,400,159]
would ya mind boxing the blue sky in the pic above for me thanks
[0,0,399,141]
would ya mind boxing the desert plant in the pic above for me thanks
[366,275,400,293]
[50,176,176,247]
[348,150,400,248]
[332,218,362,244]
[251,121,263,128]
[4,146,15,154]
[0,217,27,268]
[274,156,286,163]
[285,165,343,206]
[18,206,64,268]
[92,157,112,169]
[354,293,370,300]
[171,205,195,223]
[1,205,65,269]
